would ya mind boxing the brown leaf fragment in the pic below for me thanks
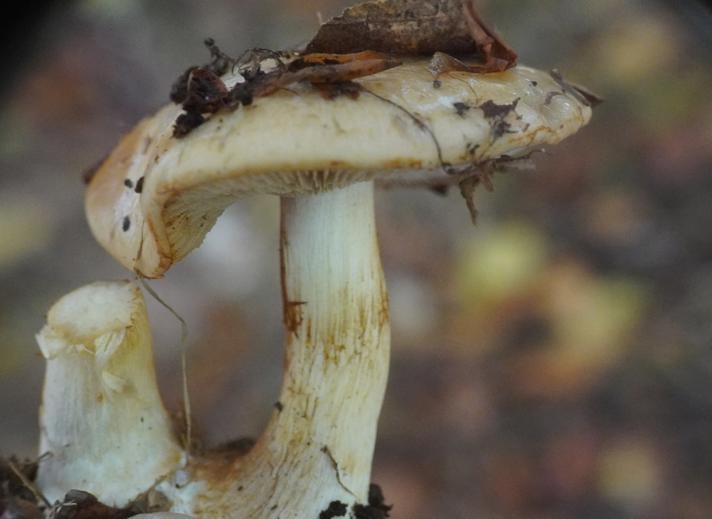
[428,3,518,76]
[549,69,603,107]
[428,47,511,75]
[293,55,402,84]
[479,164,495,191]
[305,0,475,55]
[249,56,401,99]
[428,0,518,75]
[428,51,470,76]
[306,0,517,75]
[297,51,391,66]
[457,161,499,224]
[462,0,517,72]
[458,175,480,225]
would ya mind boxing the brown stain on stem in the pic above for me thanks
[284,300,307,335]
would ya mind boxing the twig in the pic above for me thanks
[8,459,51,508]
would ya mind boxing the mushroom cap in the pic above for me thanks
[86,60,592,278]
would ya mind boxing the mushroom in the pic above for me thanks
[32,2,595,516]
[35,281,181,506]
[67,59,593,517]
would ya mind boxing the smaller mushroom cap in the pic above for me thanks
[86,61,591,278]
[35,281,180,506]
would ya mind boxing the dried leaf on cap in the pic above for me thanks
[305,0,475,55]
[429,0,517,75]
[306,0,517,73]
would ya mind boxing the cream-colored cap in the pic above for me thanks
[86,60,592,278]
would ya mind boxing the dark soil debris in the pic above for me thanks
[479,98,519,119]
[203,37,237,76]
[352,484,392,519]
[1,457,149,519]
[178,68,230,113]
[319,500,348,519]
[453,101,471,116]
[169,39,241,137]
[478,98,520,139]
[52,490,132,519]
[0,457,45,518]
[170,42,399,137]
[170,39,236,105]
[173,111,206,138]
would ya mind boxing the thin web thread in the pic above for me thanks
[136,275,193,458]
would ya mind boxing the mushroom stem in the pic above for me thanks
[192,181,390,516]
[275,179,390,500]
[36,282,181,507]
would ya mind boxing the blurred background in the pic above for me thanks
[1,0,712,517]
